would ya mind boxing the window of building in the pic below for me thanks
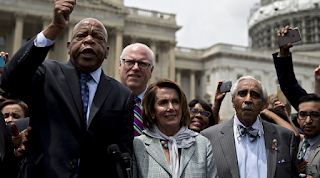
[0,35,5,46]
[255,76,261,81]
[206,75,210,84]
[237,74,243,79]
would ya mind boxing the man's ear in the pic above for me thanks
[149,66,154,79]
[232,98,235,108]
[67,42,70,54]
[105,46,109,59]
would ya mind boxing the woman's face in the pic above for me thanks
[2,104,25,124]
[189,103,210,132]
[154,87,182,136]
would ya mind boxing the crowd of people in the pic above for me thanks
[0,0,319,178]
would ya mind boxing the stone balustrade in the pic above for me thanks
[127,7,176,23]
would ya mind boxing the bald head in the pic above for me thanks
[119,43,155,96]
[73,18,108,44]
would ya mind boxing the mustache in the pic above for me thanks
[242,105,254,110]
[303,124,315,129]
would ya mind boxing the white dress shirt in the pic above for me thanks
[233,114,267,178]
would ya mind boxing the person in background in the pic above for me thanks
[119,43,154,136]
[133,79,218,178]
[0,99,29,124]
[188,98,215,132]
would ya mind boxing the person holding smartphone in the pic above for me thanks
[273,25,320,177]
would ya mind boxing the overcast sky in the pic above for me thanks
[124,0,260,49]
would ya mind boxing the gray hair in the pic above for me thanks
[230,76,268,105]
[120,43,155,66]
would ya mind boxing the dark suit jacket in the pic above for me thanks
[272,53,307,111]
[0,112,19,178]
[201,117,299,178]
[0,36,135,178]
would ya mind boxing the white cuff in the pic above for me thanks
[34,31,55,47]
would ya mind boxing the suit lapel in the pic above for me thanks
[308,138,320,163]
[262,121,277,178]
[219,118,240,178]
[61,60,83,127]
[144,137,172,175]
[179,143,196,177]
[87,72,113,129]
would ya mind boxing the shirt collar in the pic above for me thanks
[303,133,320,147]
[89,67,102,84]
[137,87,147,102]
[234,113,264,136]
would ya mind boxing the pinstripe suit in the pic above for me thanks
[201,117,299,178]
[133,134,218,178]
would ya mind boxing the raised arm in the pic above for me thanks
[212,81,226,124]
[273,25,307,111]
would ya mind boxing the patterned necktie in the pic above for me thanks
[133,97,143,136]
[79,72,92,128]
[237,125,259,141]
[299,140,310,160]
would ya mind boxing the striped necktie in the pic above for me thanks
[299,140,310,161]
[134,97,143,136]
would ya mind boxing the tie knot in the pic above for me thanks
[80,72,92,82]
[303,140,310,147]
[135,97,141,104]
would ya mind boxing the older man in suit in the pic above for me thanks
[201,76,299,178]
[119,43,154,136]
[0,0,134,177]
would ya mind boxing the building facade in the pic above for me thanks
[0,0,318,121]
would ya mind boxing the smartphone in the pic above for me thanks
[0,56,5,68]
[278,28,301,47]
[277,85,287,105]
[220,80,232,93]
[305,165,318,176]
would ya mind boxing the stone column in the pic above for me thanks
[62,22,74,63]
[42,16,51,59]
[176,69,181,86]
[13,13,25,54]
[271,25,276,48]
[169,41,176,81]
[315,17,319,43]
[114,27,123,81]
[301,18,306,44]
[150,39,157,84]
[190,70,195,100]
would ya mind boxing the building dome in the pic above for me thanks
[248,0,320,52]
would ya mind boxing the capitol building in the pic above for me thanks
[0,0,319,121]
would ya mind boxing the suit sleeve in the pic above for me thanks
[272,53,307,111]
[289,131,299,178]
[205,138,218,178]
[0,35,51,100]
[118,90,135,156]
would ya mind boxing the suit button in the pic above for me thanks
[70,161,76,169]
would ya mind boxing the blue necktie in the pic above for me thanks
[79,72,92,128]
[237,125,259,141]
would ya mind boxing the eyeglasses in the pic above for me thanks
[298,111,320,121]
[122,59,151,69]
[190,108,211,118]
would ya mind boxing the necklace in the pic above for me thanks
[160,140,168,149]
